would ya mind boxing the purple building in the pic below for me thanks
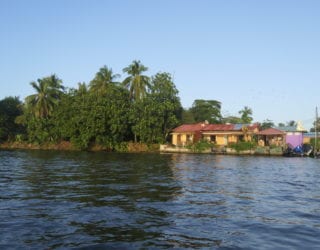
[277,122,306,148]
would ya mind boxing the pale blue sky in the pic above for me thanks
[0,0,319,129]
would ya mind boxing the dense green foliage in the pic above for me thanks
[259,119,275,130]
[0,61,183,150]
[190,99,222,123]
[239,106,253,123]
[222,116,242,124]
[130,73,181,143]
[0,97,24,141]
[286,120,297,127]
[181,109,196,124]
[222,106,254,124]
[52,84,131,149]
[310,138,320,150]
[186,139,212,153]
[89,66,120,94]
[25,75,64,118]
[122,60,150,101]
[229,141,256,152]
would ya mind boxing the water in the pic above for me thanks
[1,150,320,249]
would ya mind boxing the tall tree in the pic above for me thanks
[190,99,222,123]
[260,119,275,130]
[150,73,181,140]
[122,60,150,101]
[181,108,195,124]
[76,82,88,97]
[286,120,297,127]
[52,84,131,149]
[239,106,253,123]
[128,73,182,143]
[222,115,242,124]
[0,96,24,141]
[89,66,120,94]
[136,72,181,143]
[25,74,64,118]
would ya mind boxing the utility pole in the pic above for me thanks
[315,107,318,158]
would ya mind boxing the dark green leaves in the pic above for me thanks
[190,99,222,123]
[0,97,24,141]
[2,63,182,149]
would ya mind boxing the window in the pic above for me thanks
[210,135,216,143]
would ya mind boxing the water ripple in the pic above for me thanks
[1,150,320,249]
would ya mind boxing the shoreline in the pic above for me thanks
[159,144,285,156]
[1,141,311,157]
[0,141,160,153]
[0,141,283,156]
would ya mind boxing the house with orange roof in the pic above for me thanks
[256,128,286,147]
[201,123,260,146]
[171,121,209,146]
[171,122,260,146]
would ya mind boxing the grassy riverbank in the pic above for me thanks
[0,140,284,156]
[0,141,160,153]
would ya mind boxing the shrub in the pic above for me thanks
[228,141,256,152]
[310,138,320,149]
[187,139,212,153]
[114,142,129,152]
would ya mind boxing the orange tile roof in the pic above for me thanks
[172,123,260,133]
[247,123,260,131]
[202,124,234,131]
[203,123,259,131]
[172,122,209,133]
[256,128,285,135]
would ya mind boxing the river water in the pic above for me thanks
[0,150,320,249]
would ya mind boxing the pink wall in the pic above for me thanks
[286,133,303,148]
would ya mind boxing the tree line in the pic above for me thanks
[1,61,182,149]
[1,60,316,150]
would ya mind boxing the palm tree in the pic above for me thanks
[77,82,88,96]
[239,106,253,124]
[89,66,120,94]
[25,74,64,118]
[122,60,150,101]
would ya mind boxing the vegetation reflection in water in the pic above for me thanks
[1,150,320,249]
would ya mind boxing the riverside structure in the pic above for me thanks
[161,121,311,156]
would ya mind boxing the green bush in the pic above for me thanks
[187,139,212,153]
[114,142,129,152]
[15,134,26,143]
[229,141,256,152]
[310,138,320,149]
